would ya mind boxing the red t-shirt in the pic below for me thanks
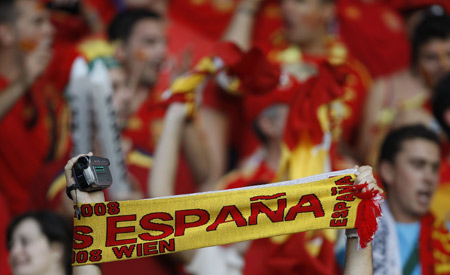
[0,193,12,275]
[0,76,51,216]
[122,94,197,197]
[0,46,77,216]
[169,0,284,54]
[337,0,410,78]
[243,232,339,275]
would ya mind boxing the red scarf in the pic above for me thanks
[420,213,450,275]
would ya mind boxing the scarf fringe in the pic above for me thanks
[354,183,384,248]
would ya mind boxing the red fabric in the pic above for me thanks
[122,94,165,153]
[102,255,178,275]
[31,152,70,211]
[223,162,276,190]
[201,79,250,156]
[122,95,197,196]
[385,0,450,13]
[284,62,345,148]
[82,0,118,28]
[338,0,410,78]
[352,182,384,248]
[169,0,284,54]
[126,149,197,197]
[37,46,78,161]
[214,42,244,68]
[50,10,90,51]
[439,143,450,185]
[166,18,215,68]
[203,45,292,159]
[0,47,76,217]
[0,76,50,216]
[242,74,298,122]
[440,161,450,185]
[207,38,369,160]
[229,47,282,96]
[221,158,338,275]
[243,232,338,275]
[0,193,12,275]
[419,213,450,275]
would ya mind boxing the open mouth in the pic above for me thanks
[416,190,432,205]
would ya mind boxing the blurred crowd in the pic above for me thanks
[1,0,450,274]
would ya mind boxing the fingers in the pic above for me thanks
[355,165,381,193]
[64,152,93,187]
[355,166,372,183]
[64,153,87,170]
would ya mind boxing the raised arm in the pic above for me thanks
[65,152,104,275]
[148,103,191,198]
[221,0,264,51]
[342,165,381,275]
[182,119,211,188]
[343,237,373,275]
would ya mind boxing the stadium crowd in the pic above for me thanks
[1,0,450,274]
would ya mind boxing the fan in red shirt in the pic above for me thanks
[198,0,370,184]
[0,0,78,217]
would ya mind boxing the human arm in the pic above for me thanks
[221,0,264,51]
[65,152,104,275]
[149,103,191,198]
[342,165,381,275]
[355,78,388,165]
[192,107,229,192]
[343,237,372,275]
[182,120,210,186]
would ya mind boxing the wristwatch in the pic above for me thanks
[345,228,358,239]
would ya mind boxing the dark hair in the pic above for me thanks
[253,119,268,144]
[433,73,450,138]
[7,211,73,275]
[0,0,17,24]
[412,14,450,66]
[379,124,440,165]
[252,104,286,145]
[107,8,162,43]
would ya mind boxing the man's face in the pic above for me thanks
[383,138,440,222]
[417,38,450,88]
[280,0,330,45]
[123,18,166,87]
[15,0,54,53]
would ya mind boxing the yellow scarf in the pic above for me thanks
[72,169,382,266]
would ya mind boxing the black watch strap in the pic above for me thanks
[66,184,79,200]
